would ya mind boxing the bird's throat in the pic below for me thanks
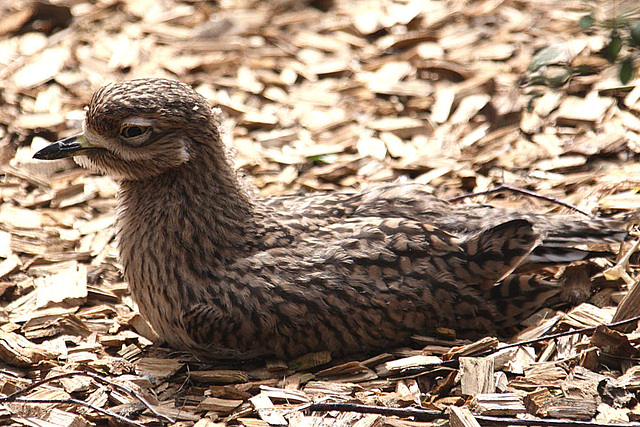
[116,143,254,268]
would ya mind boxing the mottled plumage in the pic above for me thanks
[34,78,632,359]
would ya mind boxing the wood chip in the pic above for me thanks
[470,393,525,415]
[197,397,244,414]
[34,263,87,309]
[450,405,481,427]
[0,331,57,367]
[189,370,250,384]
[459,357,495,395]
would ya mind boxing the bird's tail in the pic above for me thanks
[458,219,566,333]
[488,274,561,329]
[532,208,640,247]
[462,219,541,290]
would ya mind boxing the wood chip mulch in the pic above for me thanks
[1,0,640,426]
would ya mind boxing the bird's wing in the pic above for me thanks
[181,216,544,357]
[347,183,634,263]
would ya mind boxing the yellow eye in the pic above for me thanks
[120,125,150,138]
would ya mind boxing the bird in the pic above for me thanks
[33,78,634,360]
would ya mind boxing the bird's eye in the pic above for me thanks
[120,125,150,139]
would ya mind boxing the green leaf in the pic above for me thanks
[579,14,595,31]
[620,57,634,84]
[604,32,622,62]
[308,153,338,164]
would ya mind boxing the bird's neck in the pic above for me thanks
[117,143,255,263]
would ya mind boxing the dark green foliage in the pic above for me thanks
[526,5,638,87]
[631,21,640,47]
[582,5,639,85]
[602,31,622,62]
[620,56,634,83]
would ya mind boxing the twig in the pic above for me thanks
[394,315,640,377]
[1,371,174,425]
[446,184,594,218]
[496,313,640,351]
[305,402,640,427]
[11,397,146,427]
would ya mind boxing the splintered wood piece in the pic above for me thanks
[524,387,598,420]
[470,393,526,415]
[459,357,495,395]
[561,303,615,329]
[562,378,600,407]
[249,393,287,426]
[46,408,92,427]
[0,254,21,279]
[590,325,637,359]
[384,355,443,372]
[488,346,534,373]
[368,80,434,98]
[450,405,480,427]
[259,386,310,403]
[11,46,70,90]
[396,379,421,406]
[351,414,383,427]
[10,228,77,257]
[611,279,640,332]
[533,91,564,117]
[53,371,93,394]
[524,388,552,414]
[188,370,249,384]
[193,419,224,427]
[0,230,12,258]
[74,213,115,235]
[368,117,429,138]
[450,94,490,125]
[123,312,160,343]
[0,204,43,228]
[10,388,72,418]
[315,361,378,382]
[135,357,184,380]
[237,418,271,427]
[0,331,57,367]
[445,337,499,360]
[303,381,361,396]
[512,313,561,343]
[556,95,615,125]
[0,374,32,396]
[99,330,145,347]
[595,402,630,423]
[34,262,87,309]
[509,363,568,390]
[196,397,244,414]
[616,365,640,390]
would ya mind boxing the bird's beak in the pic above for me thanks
[33,134,103,160]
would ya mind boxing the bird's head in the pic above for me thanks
[34,78,219,180]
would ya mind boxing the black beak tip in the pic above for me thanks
[33,144,63,160]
